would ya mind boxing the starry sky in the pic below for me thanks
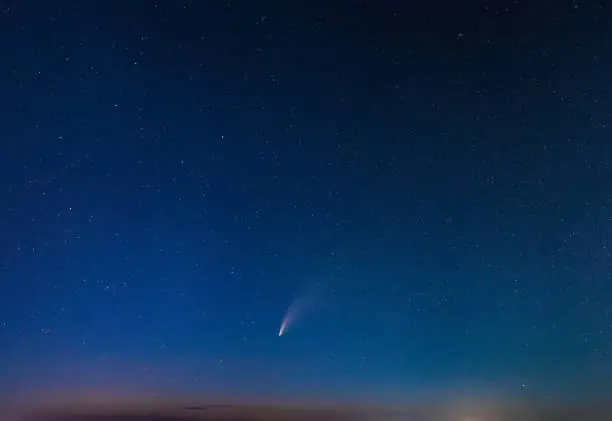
[1,0,612,409]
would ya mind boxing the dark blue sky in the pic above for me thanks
[1,0,611,408]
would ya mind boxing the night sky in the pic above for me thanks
[1,0,612,409]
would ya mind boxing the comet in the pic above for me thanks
[278,302,298,337]
[278,282,324,337]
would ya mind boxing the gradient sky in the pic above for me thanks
[1,0,612,408]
